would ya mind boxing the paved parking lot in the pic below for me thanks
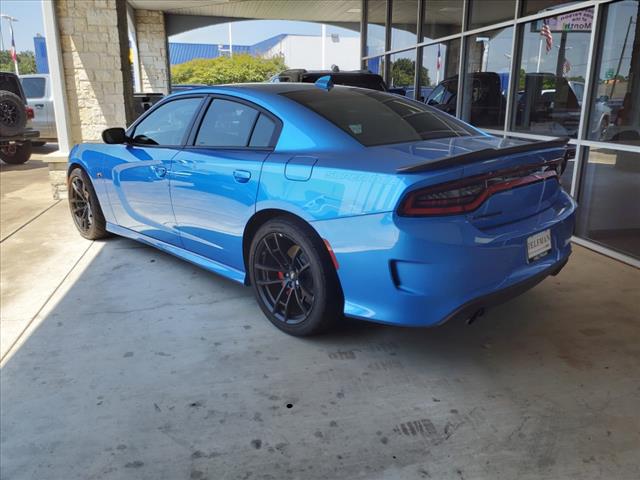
[1,158,639,479]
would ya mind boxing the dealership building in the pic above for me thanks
[39,0,639,266]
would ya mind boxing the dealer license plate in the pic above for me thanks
[527,229,551,261]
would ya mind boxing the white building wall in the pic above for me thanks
[261,34,360,71]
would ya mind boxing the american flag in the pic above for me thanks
[436,44,441,70]
[540,21,553,53]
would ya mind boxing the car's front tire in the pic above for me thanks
[68,167,108,240]
[249,217,343,336]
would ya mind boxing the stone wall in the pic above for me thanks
[135,10,169,94]
[56,0,134,143]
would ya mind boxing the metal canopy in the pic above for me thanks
[128,0,362,35]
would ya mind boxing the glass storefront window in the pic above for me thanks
[366,0,387,57]
[366,56,385,77]
[521,1,582,17]
[577,147,640,258]
[511,8,594,138]
[421,40,460,105]
[461,27,513,129]
[390,0,418,51]
[588,0,640,146]
[422,0,463,42]
[389,50,417,93]
[468,0,516,30]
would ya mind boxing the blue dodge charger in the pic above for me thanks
[67,81,576,335]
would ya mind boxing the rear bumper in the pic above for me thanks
[311,190,576,327]
[438,256,568,326]
[0,129,40,142]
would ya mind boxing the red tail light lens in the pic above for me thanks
[26,106,35,120]
[398,160,562,217]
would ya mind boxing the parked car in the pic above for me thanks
[1,71,39,164]
[270,68,388,91]
[19,74,57,146]
[67,82,576,336]
[515,74,612,138]
[425,72,506,127]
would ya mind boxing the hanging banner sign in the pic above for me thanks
[532,9,593,33]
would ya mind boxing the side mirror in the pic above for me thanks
[102,127,128,144]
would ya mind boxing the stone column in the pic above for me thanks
[135,9,170,94]
[48,0,135,198]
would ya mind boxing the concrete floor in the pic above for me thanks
[1,157,639,479]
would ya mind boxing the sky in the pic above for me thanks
[169,20,357,45]
[0,0,44,53]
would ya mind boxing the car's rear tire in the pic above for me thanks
[0,91,27,137]
[68,167,108,240]
[0,141,31,164]
[249,217,343,336]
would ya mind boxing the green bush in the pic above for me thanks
[171,54,287,85]
[0,50,36,75]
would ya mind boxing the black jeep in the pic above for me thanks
[1,71,40,164]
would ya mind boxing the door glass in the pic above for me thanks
[20,77,46,98]
[195,99,259,147]
[132,97,202,146]
[576,148,640,259]
[462,27,513,129]
[588,0,639,146]
[366,0,387,56]
[390,0,419,51]
[468,0,516,29]
[389,50,416,93]
[249,114,277,147]
[423,0,463,42]
[511,8,593,138]
[420,39,460,104]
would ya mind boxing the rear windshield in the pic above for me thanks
[0,74,24,99]
[20,77,46,98]
[282,88,475,146]
[301,74,386,91]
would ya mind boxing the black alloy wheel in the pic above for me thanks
[254,232,315,325]
[67,168,108,240]
[249,217,343,336]
[69,175,94,233]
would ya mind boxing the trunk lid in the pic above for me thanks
[377,135,571,229]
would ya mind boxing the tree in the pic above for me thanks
[391,57,429,87]
[0,50,37,74]
[171,54,287,85]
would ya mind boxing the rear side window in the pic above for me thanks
[132,97,202,146]
[195,99,259,147]
[249,114,276,147]
[283,88,475,147]
[21,78,46,98]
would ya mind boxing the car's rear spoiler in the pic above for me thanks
[397,137,572,174]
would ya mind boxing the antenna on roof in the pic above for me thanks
[315,75,334,91]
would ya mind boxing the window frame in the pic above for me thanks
[126,94,206,149]
[185,94,283,151]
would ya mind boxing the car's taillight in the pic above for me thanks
[26,106,34,120]
[398,160,562,217]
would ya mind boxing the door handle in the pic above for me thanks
[151,165,167,178]
[34,104,44,108]
[233,169,251,183]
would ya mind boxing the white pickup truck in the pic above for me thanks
[19,74,57,146]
